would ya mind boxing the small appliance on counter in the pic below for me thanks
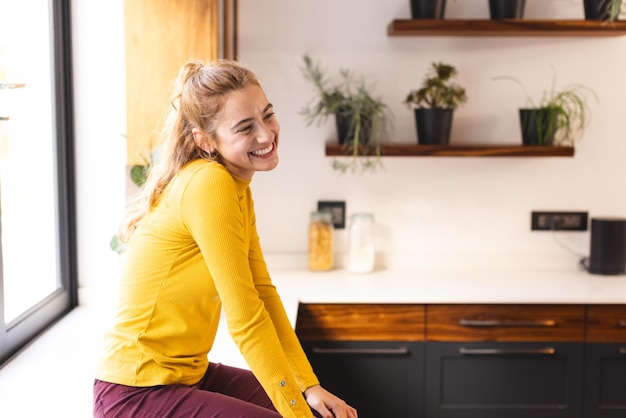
[583,217,626,275]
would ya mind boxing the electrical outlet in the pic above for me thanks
[531,211,588,231]
[318,200,346,229]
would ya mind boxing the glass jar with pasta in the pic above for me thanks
[308,211,334,271]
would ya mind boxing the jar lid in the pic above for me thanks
[310,211,333,222]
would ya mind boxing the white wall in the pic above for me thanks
[72,0,127,296]
[72,0,626,295]
[237,0,626,270]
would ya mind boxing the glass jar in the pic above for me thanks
[308,211,334,271]
[346,212,375,273]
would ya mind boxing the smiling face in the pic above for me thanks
[202,84,280,180]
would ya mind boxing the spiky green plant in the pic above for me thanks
[601,0,622,22]
[493,74,598,146]
[301,54,389,174]
[404,62,467,109]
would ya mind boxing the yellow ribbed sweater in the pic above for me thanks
[96,160,319,417]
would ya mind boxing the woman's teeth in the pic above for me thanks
[250,143,274,156]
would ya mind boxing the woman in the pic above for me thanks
[94,59,357,418]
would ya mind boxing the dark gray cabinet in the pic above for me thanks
[425,342,584,418]
[302,341,424,418]
[295,303,425,418]
[584,305,626,418]
[584,344,626,418]
[295,303,626,418]
[424,304,586,418]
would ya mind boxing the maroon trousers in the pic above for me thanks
[93,363,283,417]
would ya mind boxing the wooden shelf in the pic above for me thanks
[388,19,626,37]
[325,143,575,157]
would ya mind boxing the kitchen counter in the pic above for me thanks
[211,266,626,368]
[269,267,626,325]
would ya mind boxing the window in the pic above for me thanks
[0,0,76,366]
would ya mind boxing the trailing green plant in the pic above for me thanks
[403,62,467,109]
[493,74,598,146]
[130,164,150,187]
[606,0,623,21]
[110,151,152,255]
[301,54,389,174]
[598,0,623,22]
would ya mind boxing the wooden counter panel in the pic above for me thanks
[427,304,585,342]
[295,303,425,341]
[586,305,626,342]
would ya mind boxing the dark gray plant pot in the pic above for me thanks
[414,108,453,145]
[410,0,446,19]
[335,112,372,146]
[489,0,526,19]
[584,0,622,20]
[519,108,557,146]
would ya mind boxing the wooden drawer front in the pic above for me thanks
[427,304,585,342]
[295,303,425,341]
[586,305,626,342]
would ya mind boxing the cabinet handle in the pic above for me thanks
[459,319,556,327]
[312,347,410,356]
[619,320,626,328]
[459,347,556,356]
[0,116,8,121]
[619,348,626,355]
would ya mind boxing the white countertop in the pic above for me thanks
[269,267,626,325]
[210,266,626,368]
[205,266,626,368]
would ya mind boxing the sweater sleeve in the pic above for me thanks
[180,165,313,418]
[247,211,320,393]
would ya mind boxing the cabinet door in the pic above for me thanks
[584,344,626,418]
[584,305,626,417]
[425,342,584,418]
[302,341,424,418]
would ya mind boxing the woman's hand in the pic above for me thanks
[304,384,358,418]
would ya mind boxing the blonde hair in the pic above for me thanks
[120,59,260,242]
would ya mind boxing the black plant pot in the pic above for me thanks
[414,108,453,145]
[335,112,372,146]
[489,0,526,19]
[584,0,621,20]
[410,0,447,19]
[519,108,557,146]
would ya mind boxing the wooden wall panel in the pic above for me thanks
[124,0,218,165]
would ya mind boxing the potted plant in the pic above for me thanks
[409,0,527,20]
[409,0,447,19]
[584,0,622,21]
[301,54,389,173]
[110,150,152,255]
[493,74,597,146]
[489,0,526,19]
[403,62,467,145]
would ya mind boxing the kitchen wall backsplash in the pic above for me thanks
[238,0,626,271]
